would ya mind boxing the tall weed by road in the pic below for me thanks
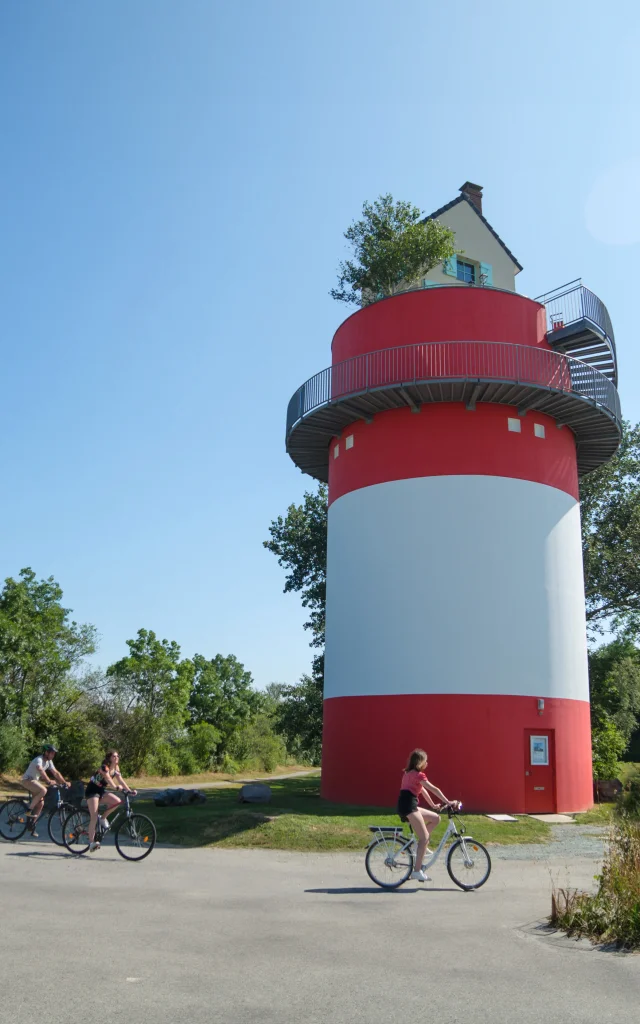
[551,809,640,949]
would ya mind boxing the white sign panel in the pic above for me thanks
[530,736,549,766]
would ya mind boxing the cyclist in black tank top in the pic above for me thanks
[85,751,137,853]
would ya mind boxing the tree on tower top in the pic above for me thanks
[330,194,456,307]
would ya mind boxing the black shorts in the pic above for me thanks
[85,782,106,800]
[397,789,418,822]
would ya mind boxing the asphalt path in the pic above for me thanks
[1,839,637,1024]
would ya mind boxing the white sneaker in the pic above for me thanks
[88,841,101,853]
[410,869,431,882]
[99,817,110,831]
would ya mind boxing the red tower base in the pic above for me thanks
[321,694,593,813]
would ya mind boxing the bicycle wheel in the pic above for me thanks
[47,803,75,846]
[62,809,91,855]
[365,835,413,889]
[446,836,491,890]
[0,800,30,841]
[114,814,156,861]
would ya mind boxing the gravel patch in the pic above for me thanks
[489,824,608,861]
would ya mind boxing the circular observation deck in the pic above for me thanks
[286,339,622,481]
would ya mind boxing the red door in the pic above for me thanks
[524,730,556,813]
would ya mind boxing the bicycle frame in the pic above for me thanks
[90,793,133,834]
[368,810,475,870]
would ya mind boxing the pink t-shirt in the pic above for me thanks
[400,770,428,796]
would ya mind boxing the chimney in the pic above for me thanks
[459,181,483,215]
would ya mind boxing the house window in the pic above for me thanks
[456,259,476,284]
[508,418,521,433]
[345,434,354,450]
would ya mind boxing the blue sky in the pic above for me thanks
[1,1,638,687]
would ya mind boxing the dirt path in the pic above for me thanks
[134,768,318,798]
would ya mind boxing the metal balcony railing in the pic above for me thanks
[534,279,615,343]
[285,340,621,439]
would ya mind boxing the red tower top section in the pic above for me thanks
[286,283,621,481]
[331,288,548,364]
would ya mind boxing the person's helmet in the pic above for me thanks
[44,744,58,754]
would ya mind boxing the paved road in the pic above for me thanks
[1,840,637,1024]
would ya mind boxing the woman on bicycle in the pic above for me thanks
[398,749,458,883]
[85,751,137,852]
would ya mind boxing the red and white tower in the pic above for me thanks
[285,216,620,813]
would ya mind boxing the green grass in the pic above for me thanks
[136,776,552,851]
[573,803,616,825]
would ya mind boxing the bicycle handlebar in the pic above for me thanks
[440,801,462,815]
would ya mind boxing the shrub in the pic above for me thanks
[617,769,640,818]
[145,742,180,777]
[51,713,105,778]
[220,754,241,775]
[592,716,626,779]
[188,722,221,771]
[551,818,640,948]
[171,737,199,775]
[0,723,27,774]
[227,715,287,772]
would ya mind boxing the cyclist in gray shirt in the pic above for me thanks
[21,745,69,836]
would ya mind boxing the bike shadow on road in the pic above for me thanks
[4,848,68,859]
[305,885,464,895]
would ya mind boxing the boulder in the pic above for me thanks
[238,783,272,804]
[153,788,207,807]
[593,779,622,802]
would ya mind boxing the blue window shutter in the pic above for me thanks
[480,262,493,286]
[443,255,457,277]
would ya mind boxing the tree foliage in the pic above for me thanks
[330,194,456,307]
[589,641,640,745]
[106,629,194,724]
[0,568,97,731]
[0,567,288,779]
[272,672,323,766]
[581,422,640,640]
[263,485,328,649]
[188,653,261,758]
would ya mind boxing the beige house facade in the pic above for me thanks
[421,182,522,292]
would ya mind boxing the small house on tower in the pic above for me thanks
[423,182,522,291]
[285,182,621,812]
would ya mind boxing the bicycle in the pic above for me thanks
[0,785,78,846]
[61,792,156,861]
[365,802,491,890]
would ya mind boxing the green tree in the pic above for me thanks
[228,714,287,773]
[188,654,260,760]
[0,722,27,774]
[264,487,328,759]
[187,722,222,771]
[0,568,97,732]
[581,422,640,641]
[107,629,193,722]
[263,485,328,651]
[330,194,456,307]
[274,672,323,766]
[591,715,626,780]
[106,629,194,771]
[589,641,640,745]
